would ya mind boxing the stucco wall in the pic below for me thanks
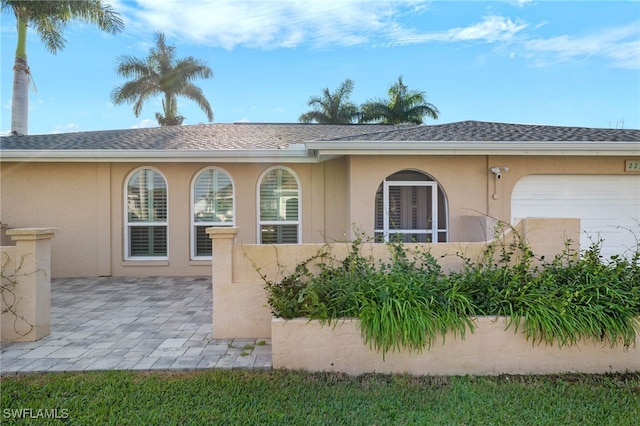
[0,163,109,277]
[346,155,635,241]
[347,155,489,242]
[1,155,633,277]
[272,317,640,375]
[108,162,333,277]
[212,218,581,339]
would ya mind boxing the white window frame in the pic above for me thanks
[257,166,302,244]
[124,167,169,260]
[375,173,449,243]
[190,166,235,260]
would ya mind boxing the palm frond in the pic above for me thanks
[4,0,123,53]
[175,84,214,122]
[111,31,214,125]
[299,78,359,124]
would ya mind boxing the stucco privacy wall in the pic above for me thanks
[210,218,580,339]
[272,317,639,375]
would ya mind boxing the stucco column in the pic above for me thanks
[2,228,57,341]
[207,227,238,285]
[207,227,238,336]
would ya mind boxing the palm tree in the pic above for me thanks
[360,76,439,125]
[1,0,124,135]
[299,79,359,124]
[111,32,214,126]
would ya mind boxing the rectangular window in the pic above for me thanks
[129,226,167,257]
[260,224,298,244]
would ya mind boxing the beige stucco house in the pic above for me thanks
[1,120,639,278]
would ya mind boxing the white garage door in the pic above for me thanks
[512,175,640,259]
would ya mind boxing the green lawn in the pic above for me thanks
[1,370,638,425]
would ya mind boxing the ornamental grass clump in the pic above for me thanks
[355,239,474,356]
[518,240,640,348]
[453,234,640,349]
[263,237,475,357]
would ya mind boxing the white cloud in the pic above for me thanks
[504,0,534,7]
[52,123,81,134]
[118,1,639,70]
[523,22,640,69]
[126,0,416,49]
[131,118,157,129]
[446,15,528,43]
[386,15,527,46]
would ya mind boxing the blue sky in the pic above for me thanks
[1,0,639,135]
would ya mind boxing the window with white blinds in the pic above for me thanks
[374,170,448,243]
[258,167,300,244]
[125,168,168,259]
[191,167,234,258]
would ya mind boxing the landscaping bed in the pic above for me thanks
[265,230,640,375]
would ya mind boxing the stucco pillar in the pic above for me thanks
[207,227,238,285]
[207,227,238,337]
[1,228,57,341]
[520,218,581,264]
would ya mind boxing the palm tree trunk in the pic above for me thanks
[11,16,30,136]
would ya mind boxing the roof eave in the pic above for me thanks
[0,149,316,163]
[307,141,640,158]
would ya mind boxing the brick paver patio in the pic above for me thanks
[0,276,271,375]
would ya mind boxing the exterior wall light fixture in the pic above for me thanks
[490,166,510,180]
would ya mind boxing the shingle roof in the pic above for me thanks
[0,123,409,150]
[327,121,640,142]
[1,121,638,151]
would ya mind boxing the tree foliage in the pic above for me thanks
[111,32,214,126]
[1,0,124,135]
[299,79,359,124]
[360,76,439,124]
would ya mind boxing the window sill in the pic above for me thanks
[121,260,169,267]
[189,259,211,266]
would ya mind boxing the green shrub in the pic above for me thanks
[262,228,640,356]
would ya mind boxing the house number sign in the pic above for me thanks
[625,160,640,172]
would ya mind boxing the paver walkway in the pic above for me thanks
[0,276,271,375]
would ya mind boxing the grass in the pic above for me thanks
[1,370,638,425]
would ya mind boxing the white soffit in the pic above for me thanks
[306,141,640,157]
[0,149,316,163]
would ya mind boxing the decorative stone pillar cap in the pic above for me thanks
[206,227,238,239]
[7,228,58,241]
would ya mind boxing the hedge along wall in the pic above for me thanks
[208,218,581,339]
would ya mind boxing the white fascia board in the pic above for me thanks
[0,149,316,163]
[307,141,640,157]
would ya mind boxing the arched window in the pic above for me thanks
[191,167,234,258]
[374,170,448,243]
[258,167,300,244]
[125,168,168,259]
